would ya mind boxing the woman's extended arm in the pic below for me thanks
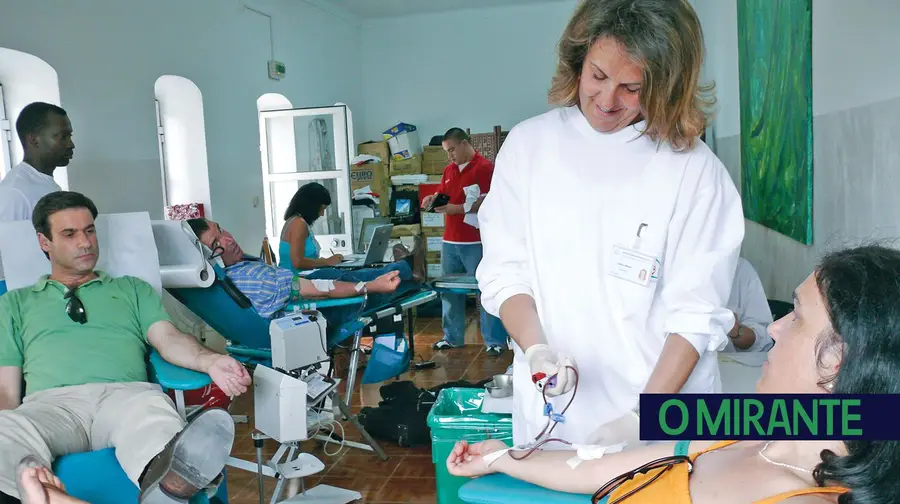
[287,219,340,269]
[449,439,717,495]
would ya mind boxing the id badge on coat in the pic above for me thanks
[608,245,658,287]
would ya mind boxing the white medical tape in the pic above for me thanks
[311,279,336,292]
[565,442,628,470]
[483,448,511,467]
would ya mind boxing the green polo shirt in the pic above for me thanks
[0,271,171,397]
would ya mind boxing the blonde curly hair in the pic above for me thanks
[549,0,715,152]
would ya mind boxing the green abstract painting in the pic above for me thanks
[737,0,813,245]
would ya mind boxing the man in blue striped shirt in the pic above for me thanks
[187,219,401,319]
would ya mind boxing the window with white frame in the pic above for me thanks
[0,84,12,180]
[257,101,355,255]
[154,75,212,218]
[0,48,64,186]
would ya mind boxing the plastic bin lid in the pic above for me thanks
[426,387,513,429]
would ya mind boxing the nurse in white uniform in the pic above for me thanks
[0,102,74,288]
[476,0,745,448]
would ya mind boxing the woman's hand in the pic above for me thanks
[421,194,436,209]
[446,439,508,477]
[325,254,344,266]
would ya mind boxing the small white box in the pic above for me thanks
[422,213,445,228]
[427,263,443,278]
[426,236,443,253]
[253,365,308,443]
[383,123,423,160]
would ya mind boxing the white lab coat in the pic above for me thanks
[476,106,744,446]
[0,162,62,280]
[723,257,774,352]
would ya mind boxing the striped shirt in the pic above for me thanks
[225,257,293,319]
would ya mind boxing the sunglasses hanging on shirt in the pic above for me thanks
[64,287,87,324]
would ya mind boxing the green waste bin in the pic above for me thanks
[427,387,513,504]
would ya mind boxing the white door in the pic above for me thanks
[0,85,13,180]
[259,105,355,255]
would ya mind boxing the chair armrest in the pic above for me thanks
[149,351,213,391]
[288,296,366,311]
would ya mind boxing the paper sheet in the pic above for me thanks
[482,394,513,415]
[0,213,164,295]
[463,184,481,229]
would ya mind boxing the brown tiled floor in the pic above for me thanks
[223,313,512,503]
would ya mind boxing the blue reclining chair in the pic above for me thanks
[0,214,230,504]
[151,219,438,463]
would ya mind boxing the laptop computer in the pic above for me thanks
[339,223,393,268]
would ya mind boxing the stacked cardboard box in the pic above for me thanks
[423,226,444,279]
[383,123,423,161]
[389,155,422,177]
[352,141,392,217]
[422,146,448,175]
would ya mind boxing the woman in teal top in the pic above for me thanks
[279,183,344,273]
[280,182,425,284]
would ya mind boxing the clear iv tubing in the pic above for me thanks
[508,365,579,460]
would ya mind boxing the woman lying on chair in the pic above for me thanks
[279,182,426,282]
[447,245,900,503]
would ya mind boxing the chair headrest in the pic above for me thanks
[0,212,163,295]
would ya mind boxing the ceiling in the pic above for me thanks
[324,0,572,19]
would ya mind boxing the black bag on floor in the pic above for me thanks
[358,379,490,448]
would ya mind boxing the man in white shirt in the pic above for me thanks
[723,257,775,352]
[0,102,74,287]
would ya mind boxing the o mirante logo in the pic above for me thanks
[639,394,899,441]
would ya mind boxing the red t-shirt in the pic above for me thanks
[437,151,494,243]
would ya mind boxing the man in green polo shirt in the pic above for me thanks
[0,191,252,504]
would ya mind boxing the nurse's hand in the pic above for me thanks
[446,439,507,477]
[525,344,577,397]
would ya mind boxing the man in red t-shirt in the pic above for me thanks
[421,128,509,357]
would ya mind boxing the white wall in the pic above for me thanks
[359,0,578,143]
[0,0,364,249]
[693,0,900,301]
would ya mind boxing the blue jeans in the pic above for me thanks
[302,261,414,283]
[440,242,508,347]
[301,261,418,347]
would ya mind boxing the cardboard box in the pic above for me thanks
[426,251,441,264]
[357,141,391,163]
[350,162,391,216]
[421,212,445,229]
[426,235,443,254]
[389,155,422,176]
[383,123,423,160]
[422,146,448,175]
[422,226,444,237]
[391,224,421,238]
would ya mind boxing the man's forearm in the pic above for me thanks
[0,394,20,411]
[642,334,699,394]
[297,278,361,299]
[498,294,544,351]
[152,323,220,373]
